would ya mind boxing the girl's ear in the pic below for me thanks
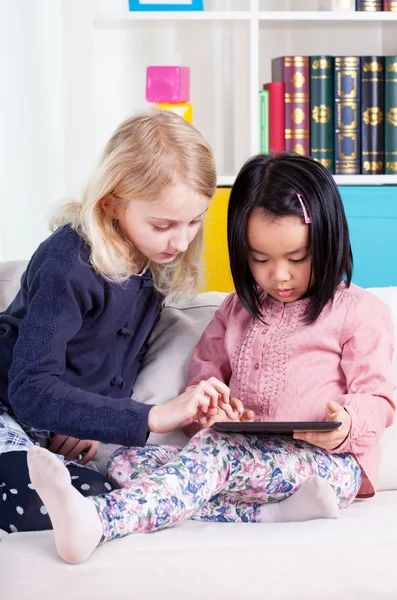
[100,194,119,218]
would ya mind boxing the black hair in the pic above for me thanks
[227,153,353,324]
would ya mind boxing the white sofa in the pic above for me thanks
[1,260,397,600]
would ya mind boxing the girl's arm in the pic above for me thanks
[8,253,153,448]
[182,295,234,437]
[187,294,234,388]
[330,291,395,454]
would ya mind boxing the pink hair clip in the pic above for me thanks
[296,193,312,224]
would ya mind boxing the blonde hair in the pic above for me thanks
[51,110,216,296]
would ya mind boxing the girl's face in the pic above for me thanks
[247,210,313,303]
[115,182,209,264]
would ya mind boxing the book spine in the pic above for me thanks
[259,90,270,154]
[361,56,385,174]
[384,0,397,9]
[279,56,310,156]
[356,0,382,9]
[385,57,397,174]
[263,82,285,154]
[334,56,361,175]
[310,56,334,172]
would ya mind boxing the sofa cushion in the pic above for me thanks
[136,292,227,447]
[0,260,27,311]
[1,490,397,599]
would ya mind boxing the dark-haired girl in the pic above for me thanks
[26,154,395,564]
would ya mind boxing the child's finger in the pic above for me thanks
[230,398,244,413]
[240,410,255,422]
[206,377,231,404]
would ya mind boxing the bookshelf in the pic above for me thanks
[90,0,397,186]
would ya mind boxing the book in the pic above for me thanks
[384,0,397,9]
[356,0,383,9]
[259,90,269,154]
[310,56,334,172]
[272,56,310,156]
[385,57,397,174]
[334,57,361,175]
[361,56,385,174]
[263,82,285,154]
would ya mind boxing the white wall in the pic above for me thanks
[0,0,242,262]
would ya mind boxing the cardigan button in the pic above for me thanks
[254,363,260,370]
[111,376,125,390]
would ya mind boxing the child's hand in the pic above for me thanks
[293,400,352,450]
[48,434,100,465]
[198,397,255,429]
[148,377,231,434]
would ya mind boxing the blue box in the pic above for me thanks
[129,0,203,10]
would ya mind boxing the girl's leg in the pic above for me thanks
[109,437,361,524]
[0,450,115,533]
[26,430,362,563]
[193,434,362,523]
[107,445,181,487]
[107,443,349,524]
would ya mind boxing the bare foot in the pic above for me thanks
[260,475,339,523]
[27,446,103,563]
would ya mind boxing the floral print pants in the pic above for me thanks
[91,429,362,543]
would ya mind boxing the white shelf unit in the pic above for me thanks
[87,0,397,187]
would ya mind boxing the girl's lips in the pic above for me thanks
[275,289,294,298]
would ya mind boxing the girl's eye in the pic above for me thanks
[189,218,202,227]
[153,225,172,232]
[252,258,269,264]
[289,256,308,264]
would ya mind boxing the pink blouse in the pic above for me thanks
[187,283,395,497]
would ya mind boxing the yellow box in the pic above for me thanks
[202,187,234,293]
[157,102,193,124]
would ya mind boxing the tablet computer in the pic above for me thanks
[211,421,342,435]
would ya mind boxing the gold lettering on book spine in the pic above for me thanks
[363,61,383,72]
[312,105,331,124]
[290,72,305,88]
[293,144,305,155]
[386,162,397,171]
[363,161,384,171]
[387,63,397,72]
[312,59,331,70]
[291,108,305,124]
[387,108,397,126]
[363,107,383,126]
[337,71,358,98]
[314,158,333,168]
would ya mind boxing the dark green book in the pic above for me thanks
[361,56,385,174]
[310,56,334,173]
[385,57,397,174]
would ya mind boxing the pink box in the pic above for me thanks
[146,66,190,103]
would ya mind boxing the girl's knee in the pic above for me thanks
[189,427,224,449]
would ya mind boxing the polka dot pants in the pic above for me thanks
[0,450,115,533]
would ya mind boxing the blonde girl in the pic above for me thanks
[0,110,231,533]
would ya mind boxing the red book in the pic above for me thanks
[271,56,310,156]
[263,82,285,154]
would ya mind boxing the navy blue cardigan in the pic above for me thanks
[0,225,164,447]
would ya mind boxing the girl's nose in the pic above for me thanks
[273,263,291,283]
[169,231,189,253]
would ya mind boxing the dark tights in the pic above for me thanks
[0,450,115,533]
